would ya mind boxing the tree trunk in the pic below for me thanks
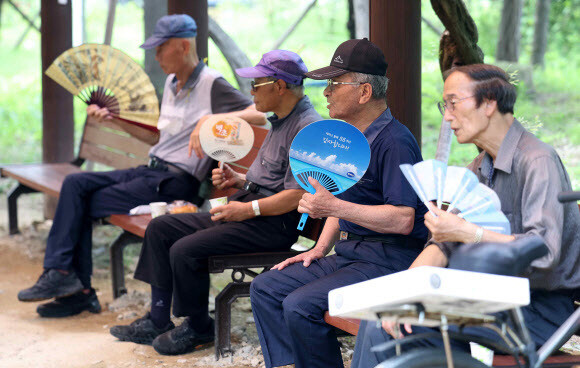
[430,0,484,77]
[270,0,317,50]
[532,0,550,67]
[496,0,522,62]
[143,0,166,100]
[208,17,252,95]
[347,0,355,39]
[104,0,117,45]
[353,0,369,38]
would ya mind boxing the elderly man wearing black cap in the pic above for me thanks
[109,50,322,356]
[17,14,263,318]
[249,38,428,368]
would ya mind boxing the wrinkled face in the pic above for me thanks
[155,38,187,75]
[442,72,488,144]
[250,77,281,113]
[323,73,362,122]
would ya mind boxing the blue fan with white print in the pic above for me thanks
[400,160,511,235]
[289,119,371,230]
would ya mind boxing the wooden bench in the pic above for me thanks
[0,116,157,235]
[106,124,269,298]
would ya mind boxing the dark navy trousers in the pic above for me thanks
[250,239,422,368]
[133,190,300,323]
[351,289,576,368]
[43,167,198,289]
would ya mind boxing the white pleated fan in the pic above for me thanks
[400,159,511,235]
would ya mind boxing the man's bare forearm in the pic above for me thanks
[312,217,340,256]
[409,244,448,269]
[332,200,415,235]
[218,104,267,126]
[255,189,304,216]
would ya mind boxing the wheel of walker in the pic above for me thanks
[374,347,491,368]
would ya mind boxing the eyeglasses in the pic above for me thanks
[326,79,364,92]
[437,95,475,115]
[251,80,276,92]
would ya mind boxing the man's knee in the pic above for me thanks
[168,237,208,271]
[282,290,309,322]
[144,215,175,238]
[62,172,88,190]
[168,240,188,265]
[250,272,271,301]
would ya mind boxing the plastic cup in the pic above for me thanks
[209,196,228,210]
[150,202,168,218]
[470,342,494,366]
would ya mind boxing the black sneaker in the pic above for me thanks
[18,269,84,302]
[152,317,214,355]
[110,313,175,345]
[36,288,101,318]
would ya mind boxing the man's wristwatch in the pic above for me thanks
[251,200,261,216]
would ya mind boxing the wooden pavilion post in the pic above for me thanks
[41,0,74,163]
[369,0,422,147]
[41,0,74,217]
[167,0,208,61]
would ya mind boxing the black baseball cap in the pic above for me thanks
[305,38,388,80]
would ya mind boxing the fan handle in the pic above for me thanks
[297,212,309,230]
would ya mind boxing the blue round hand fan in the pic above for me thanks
[289,119,371,230]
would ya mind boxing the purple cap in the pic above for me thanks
[235,50,307,85]
[140,14,197,50]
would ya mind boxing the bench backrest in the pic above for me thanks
[78,117,157,169]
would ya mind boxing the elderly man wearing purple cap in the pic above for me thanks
[109,49,322,356]
[249,38,428,368]
[17,14,263,319]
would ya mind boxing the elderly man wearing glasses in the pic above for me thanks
[249,38,429,368]
[351,64,580,367]
[109,50,321,355]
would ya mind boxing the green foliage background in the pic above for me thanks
[0,0,579,188]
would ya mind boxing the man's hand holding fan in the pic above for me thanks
[198,115,256,222]
[289,119,371,230]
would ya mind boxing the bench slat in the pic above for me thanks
[91,118,159,142]
[324,312,361,336]
[208,251,300,273]
[83,124,151,159]
[492,353,580,367]
[0,163,83,197]
[79,142,147,170]
[108,214,151,238]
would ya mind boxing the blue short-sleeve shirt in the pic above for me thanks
[337,108,428,241]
